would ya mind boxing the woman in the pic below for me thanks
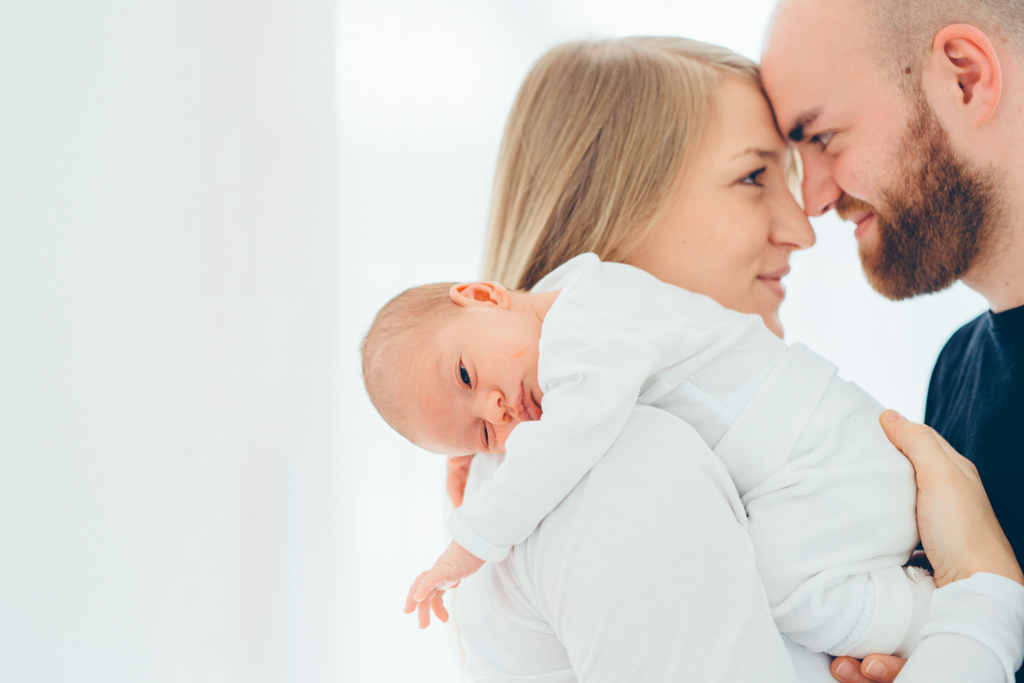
[451,37,1024,682]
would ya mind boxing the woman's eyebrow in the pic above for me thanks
[730,147,781,161]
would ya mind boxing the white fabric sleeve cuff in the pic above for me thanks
[447,507,511,563]
[839,566,927,658]
[921,572,1024,683]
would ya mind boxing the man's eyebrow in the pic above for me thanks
[731,147,782,161]
[787,108,822,143]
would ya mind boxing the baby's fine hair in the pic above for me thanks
[361,282,459,443]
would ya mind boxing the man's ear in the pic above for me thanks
[449,282,513,309]
[925,24,1001,126]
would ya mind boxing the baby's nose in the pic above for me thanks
[483,390,511,424]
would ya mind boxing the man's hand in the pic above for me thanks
[403,540,485,629]
[831,655,906,682]
[446,455,474,508]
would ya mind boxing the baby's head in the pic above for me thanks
[362,280,546,456]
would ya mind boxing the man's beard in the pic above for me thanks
[837,97,997,301]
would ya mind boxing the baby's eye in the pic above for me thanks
[741,167,766,187]
[459,363,471,387]
[482,423,489,448]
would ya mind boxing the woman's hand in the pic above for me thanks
[831,410,1024,683]
[879,410,1022,588]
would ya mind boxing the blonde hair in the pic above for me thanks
[361,282,459,443]
[483,37,760,290]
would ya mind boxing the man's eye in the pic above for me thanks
[459,363,471,387]
[741,167,766,186]
[811,131,834,149]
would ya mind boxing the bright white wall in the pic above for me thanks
[0,1,339,681]
[335,1,988,681]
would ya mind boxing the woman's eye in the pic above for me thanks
[741,167,766,187]
[459,363,471,387]
[810,131,834,150]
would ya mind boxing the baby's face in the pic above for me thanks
[406,303,544,456]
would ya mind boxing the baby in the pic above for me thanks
[363,252,933,658]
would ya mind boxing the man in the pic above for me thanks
[761,0,1024,680]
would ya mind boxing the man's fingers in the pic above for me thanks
[832,655,903,683]
[859,655,905,682]
[832,657,872,683]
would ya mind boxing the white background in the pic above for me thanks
[0,0,987,682]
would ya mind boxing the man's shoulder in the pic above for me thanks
[937,311,989,363]
[930,311,989,387]
[926,311,989,426]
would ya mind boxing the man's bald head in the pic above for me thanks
[865,0,1024,94]
[768,0,1024,95]
[762,0,1020,303]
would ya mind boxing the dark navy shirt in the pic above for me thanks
[925,304,1024,615]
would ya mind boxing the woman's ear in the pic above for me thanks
[925,24,1001,127]
[449,282,513,309]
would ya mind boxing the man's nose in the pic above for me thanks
[800,153,842,218]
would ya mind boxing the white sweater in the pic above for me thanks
[455,407,1024,683]
[445,253,1006,659]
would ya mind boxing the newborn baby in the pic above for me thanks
[362,252,933,658]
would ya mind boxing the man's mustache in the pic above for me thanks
[835,194,877,222]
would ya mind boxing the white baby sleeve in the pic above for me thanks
[448,253,772,563]
[447,330,663,561]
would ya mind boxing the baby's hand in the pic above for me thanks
[403,540,486,629]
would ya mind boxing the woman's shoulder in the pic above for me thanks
[459,406,797,682]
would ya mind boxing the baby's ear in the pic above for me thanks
[449,282,512,309]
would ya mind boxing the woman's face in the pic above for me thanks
[626,77,815,338]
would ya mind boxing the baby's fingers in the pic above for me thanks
[430,589,449,623]
[414,565,451,602]
[417,593,434,629]
[404,571,430,614]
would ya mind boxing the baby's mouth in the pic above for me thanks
[518,384,543,422]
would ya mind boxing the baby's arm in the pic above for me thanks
[403,540,484,628]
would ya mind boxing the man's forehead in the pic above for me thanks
[761,0,870,132]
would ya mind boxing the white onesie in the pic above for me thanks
[446,252,938,659]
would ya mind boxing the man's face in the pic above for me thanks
[761,0,997,299]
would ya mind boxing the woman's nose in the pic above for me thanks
[772,187,817,251]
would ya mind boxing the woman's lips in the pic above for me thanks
[518,384,543,422]
[757,266,790,300]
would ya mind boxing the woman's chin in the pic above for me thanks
[762,312,784,339]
